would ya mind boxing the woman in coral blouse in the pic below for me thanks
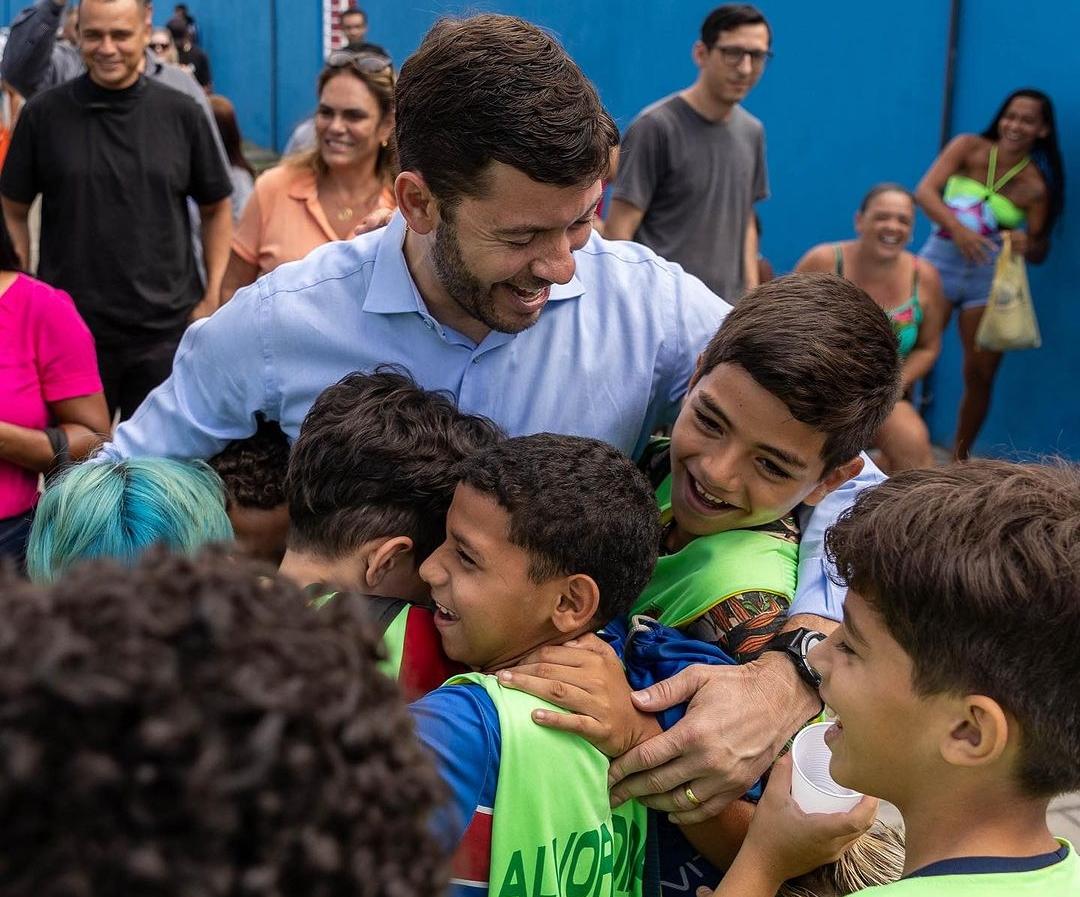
[220,53,396,301]
[0,220,110,569]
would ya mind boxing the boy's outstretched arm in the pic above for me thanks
[698,754,877,897]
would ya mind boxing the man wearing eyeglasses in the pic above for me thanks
[607,4,772,302]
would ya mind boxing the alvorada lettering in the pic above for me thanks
[497,816,646,897]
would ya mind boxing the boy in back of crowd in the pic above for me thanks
[705,461,1080,896]
[410,434,662,897]
[208,416,292,564]
[278,369,503,698]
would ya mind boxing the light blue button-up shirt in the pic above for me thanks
[104,212,882,619]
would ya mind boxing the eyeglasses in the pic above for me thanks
[149,41,171,51]
[326,50,393,75]
[711,44,773,69]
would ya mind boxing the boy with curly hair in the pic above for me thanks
[0,548,448,896]
[208,416,292,563]
[411,433,661,897]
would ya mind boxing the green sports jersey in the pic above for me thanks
[632,438,798,659]
[859,840,1078,896]
[451,672,648,897]
[307,588,401,678]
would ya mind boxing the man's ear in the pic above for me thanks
[802,455,865,507]
[364,536,417,589]
[691,40,708,69]
[394,171,438,235]
[939,695,1010,769]
[552,574,601,634]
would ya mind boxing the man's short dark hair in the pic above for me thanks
[0,548,448,894]
[342,7,366,24]
[701,4,772,46]
[826,461,1080,797]
[697,273,900,471]
[286,369,504,561]
[456,434,660,625]
[208,417,291,510]
[395,14,619,208]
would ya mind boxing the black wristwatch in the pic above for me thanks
[763,628,826,689]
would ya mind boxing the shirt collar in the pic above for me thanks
[287,169,319,201]
[363,211,586,316]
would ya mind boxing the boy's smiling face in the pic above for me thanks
[419,483,570,671]
[809,589,949,806]
[669,362,856,541]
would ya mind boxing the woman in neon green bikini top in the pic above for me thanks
[915,88,1065,460]
[795,184,947,473]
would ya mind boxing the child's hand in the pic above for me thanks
[497,635,661,757]
[700,752,878,894]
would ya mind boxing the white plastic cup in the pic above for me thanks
[790,721,863,814]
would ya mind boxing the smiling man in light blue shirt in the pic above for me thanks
[103,12,883,823]
[106,208,718,465]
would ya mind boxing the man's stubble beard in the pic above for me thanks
[431,216,532,336]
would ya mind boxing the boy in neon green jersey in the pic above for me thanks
[278,368,503,698]
[633,272,901,661]
[410,434,662,897]
[705,461,1080,897]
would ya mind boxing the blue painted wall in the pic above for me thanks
[10,0,1071,457]
[153,0,322,151]
[0,0,19,27]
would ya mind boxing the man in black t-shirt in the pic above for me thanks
[0,0,232,419]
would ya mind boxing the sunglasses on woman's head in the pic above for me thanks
[326,50,393,74]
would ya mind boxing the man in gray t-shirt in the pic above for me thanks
[607,4,772,301]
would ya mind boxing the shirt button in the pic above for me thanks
[472,358,480,365]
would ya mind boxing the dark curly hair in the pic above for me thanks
[456,434,660,625]
[0,548,448,896]
[287,368,504,562]
[208,417,292,510]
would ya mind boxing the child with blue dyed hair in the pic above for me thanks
[26,458,233,583]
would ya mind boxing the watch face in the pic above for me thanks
[797,631,826,687]
[800,631,827,658]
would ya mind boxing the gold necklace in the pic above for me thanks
[325,180,382,223]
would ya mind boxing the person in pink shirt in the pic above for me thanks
[0,221,110,569]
